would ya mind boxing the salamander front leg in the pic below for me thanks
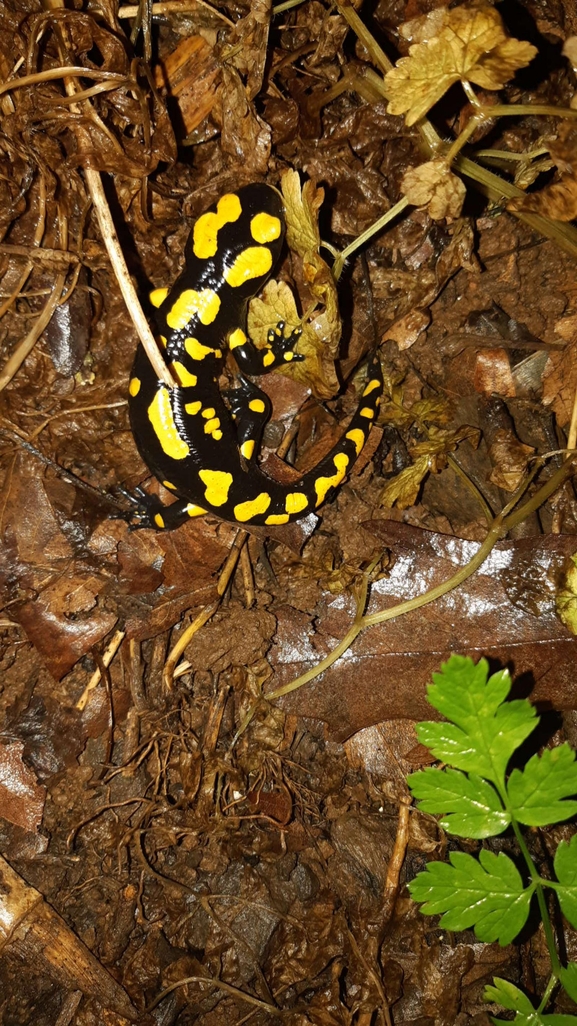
[228,321,303,375]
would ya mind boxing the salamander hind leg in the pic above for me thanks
[297,350,384,512]
[225,375,272,462]
[117,486,207,531]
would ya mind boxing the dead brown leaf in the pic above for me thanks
[0,742,46,832]
[508,122,577,221]
[154,35,220,137]
[488,428,535,492]
[543,339,577,428]
[272,525,577,739]
[402,160,466,220]
[473,348,516,397]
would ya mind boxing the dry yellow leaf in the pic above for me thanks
[279,170,341,398]
[401,159,466,219]
[410,425,480,457]
[384,5,537,126]
[247,279,300,348]
[380,455,433,509]
[281,169,322,258]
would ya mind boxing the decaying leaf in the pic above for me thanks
[474,348,516,398]
[379,377,454,430]
[488,429,535,492]
[154,35,220,138]
[380,423,479,509]
[384,5,537,126]
[508,123,577,221]
[0,743,45,833]
[382,309,430,350]
[557,553,577,635]
[410,424,480,458]
[380,454,434,509]
[402,160,466,220]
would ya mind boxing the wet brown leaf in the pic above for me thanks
[273,526,577,739]
[220,66,271,174]
[0,743,45,832]
[384,5,537,126]
[474,347,516,397]
[543,338,577,427]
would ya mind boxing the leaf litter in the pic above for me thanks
[0,0,576,1023]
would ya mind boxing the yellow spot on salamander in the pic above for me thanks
[154,513,165,528]
[224,247,272,288]
[129,377,140,397]
[201,407,216,419]
[193,194,242,259]
[199,469,233,506]
[170,362,197,387]
[249,398,266,414]
[229,328,247,350]
[314,452,350,507]
[346,428,365,456]
[186,503,206,517]
[185,400,202,415]
[185,336,219,361]
[363,378,381,397]
[150,287,169,308]
[285,492,308,515]
[203,417,221,435]
[213,429,223,440]
[240,439,255,459]
[262,351,275,367]
[283,351,294,361]
[148,388,190,460]
[166,288,220,330]
[265,513,290,525]
[233,492,272,522]
[250,212,282,244]
[162,480,176,490]
[360,407,375,419]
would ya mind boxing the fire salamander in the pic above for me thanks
[128,183,383,529]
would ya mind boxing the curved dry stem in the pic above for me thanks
[333,197,409,280]
[147,975,280,1015]
[0,269,67,391]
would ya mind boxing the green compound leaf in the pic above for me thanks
[485,981,577,1024]
[507,744,577,826]
[554,834,577,929]
[491,1016,577,1025]
[559,963,577,1004]
[416,655,537,789]
[485,977,536,1013]
[408,767,510,837]
[408,848,533,945]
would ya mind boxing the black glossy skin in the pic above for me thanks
[128,183,383,529]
